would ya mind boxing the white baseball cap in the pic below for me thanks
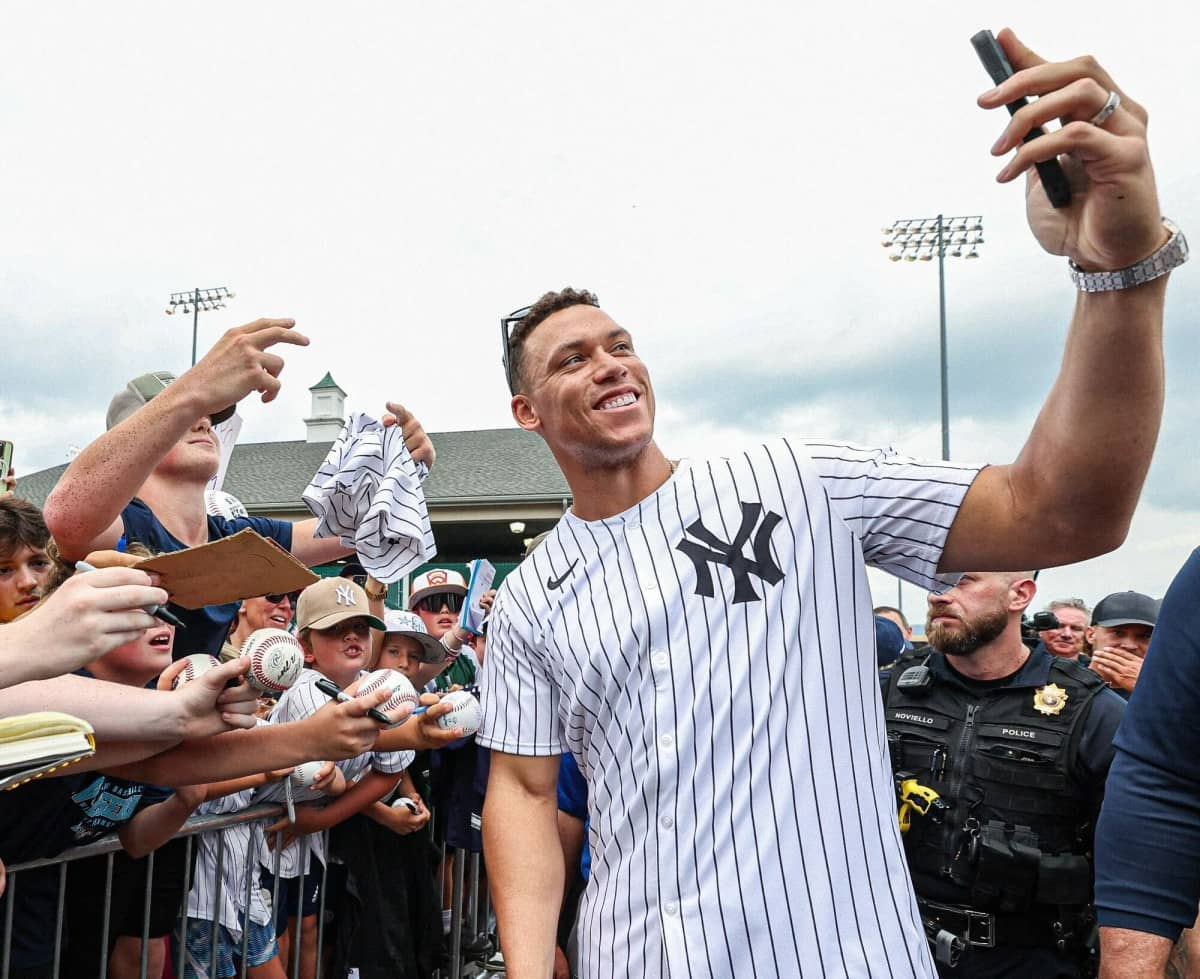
[408,569,467,609]
[382,609,447,664]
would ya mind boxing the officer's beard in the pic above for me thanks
[926,607,1009,657]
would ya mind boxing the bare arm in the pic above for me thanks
[265,768,401,846]
[940,30,1172,572]
[941,281,1165,571]
[0,656,257,748]
[1101,926,1171,979]
[118,785,206,859]
[484,752,563,979]
[106,687,393,785]
[43,318,307,559]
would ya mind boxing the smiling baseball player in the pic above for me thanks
[477,28,1186,979]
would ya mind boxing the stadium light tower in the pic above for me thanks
[881,215,984,460]
[165,286,236,366]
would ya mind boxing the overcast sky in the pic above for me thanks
[3,2,1198,626]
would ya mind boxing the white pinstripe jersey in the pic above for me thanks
[186,786,273,936]
[253,669,413,878]
[478,438,980,979]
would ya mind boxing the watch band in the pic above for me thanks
[1069,218,1188,292]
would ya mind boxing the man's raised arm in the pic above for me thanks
[484,751,564,978]
[43,318,307,559]
[939,29,1181,573]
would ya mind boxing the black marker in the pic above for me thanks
[74,560,187,629]
[313,676,394,726]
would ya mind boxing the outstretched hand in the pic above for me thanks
[980,28,1165,271]
[174,656,260,738]
[182,318,309,419]
[382,402,436,470]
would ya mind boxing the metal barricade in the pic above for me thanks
[0,803,336,979]
[3,808,500,979]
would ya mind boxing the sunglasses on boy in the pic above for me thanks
[413,592,465,614]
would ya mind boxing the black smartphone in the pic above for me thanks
[0,441,12,479]
[970,29,1071,208]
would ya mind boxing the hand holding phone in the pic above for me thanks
[971,29,1071,208]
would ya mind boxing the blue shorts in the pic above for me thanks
[259,861,323,934]
[182,914,278,978]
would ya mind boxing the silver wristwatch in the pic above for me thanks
[1069,218,1189,292]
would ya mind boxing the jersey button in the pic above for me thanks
[660,734,674,749]
[661,815,674,829]
[651,651,669,669]
[664,902,678,916]
[643,579,658,592]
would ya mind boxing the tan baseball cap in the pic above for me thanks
[296,577,386,632]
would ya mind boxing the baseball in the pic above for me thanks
[436,689,482,736]
[290,760,329,790]
[355,669,420,716]
[240,628,304,693]
[172,653,220,688]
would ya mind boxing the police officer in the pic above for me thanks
[884,572,1126,978]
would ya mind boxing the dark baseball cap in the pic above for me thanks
[106,371,236,430]
[1091,591,1160,629]
[875,615,910,667]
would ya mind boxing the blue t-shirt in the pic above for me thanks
[121,497,294,656]
[1095,547,1200,940]
[556,752,591,881]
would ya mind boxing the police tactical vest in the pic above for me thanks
[885,652,1107,912]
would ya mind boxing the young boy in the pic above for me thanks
[252,576,414,979]
[0,497,51,623]
[179,753,344,979]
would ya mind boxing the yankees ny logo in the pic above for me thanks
[676,501,784,604]
[335,584,358,607]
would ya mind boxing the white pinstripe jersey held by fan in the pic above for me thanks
[478,437,981,979]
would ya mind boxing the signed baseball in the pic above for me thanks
[436,689,482,736]
[172,653,220,688]
[355,669,420,716]
[290,760,329,790]
[240,628,304,693]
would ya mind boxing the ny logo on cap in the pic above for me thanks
[676,500,785,605]
[335,584,358,607]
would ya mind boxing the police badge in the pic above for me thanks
[1033,683,1069,716]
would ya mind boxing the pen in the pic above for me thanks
[313,676,394,726]
[74,560,187,629]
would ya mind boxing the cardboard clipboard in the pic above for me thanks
[135,529,319,609]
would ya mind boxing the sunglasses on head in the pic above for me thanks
[264,591,300,605]
[413,593,465,614]
[500,305,533,395]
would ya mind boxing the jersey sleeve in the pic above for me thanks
[476,583,570,756]
[370,748,415,775]
[1095,547,1200,940]
[800,439,981,592]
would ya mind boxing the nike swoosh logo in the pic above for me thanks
[546,560,579,590]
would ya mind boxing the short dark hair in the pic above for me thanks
[506,287,600,394]
[873,605,910,631]
[0,497,49,560]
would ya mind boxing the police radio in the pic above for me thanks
[896,656,934,695]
